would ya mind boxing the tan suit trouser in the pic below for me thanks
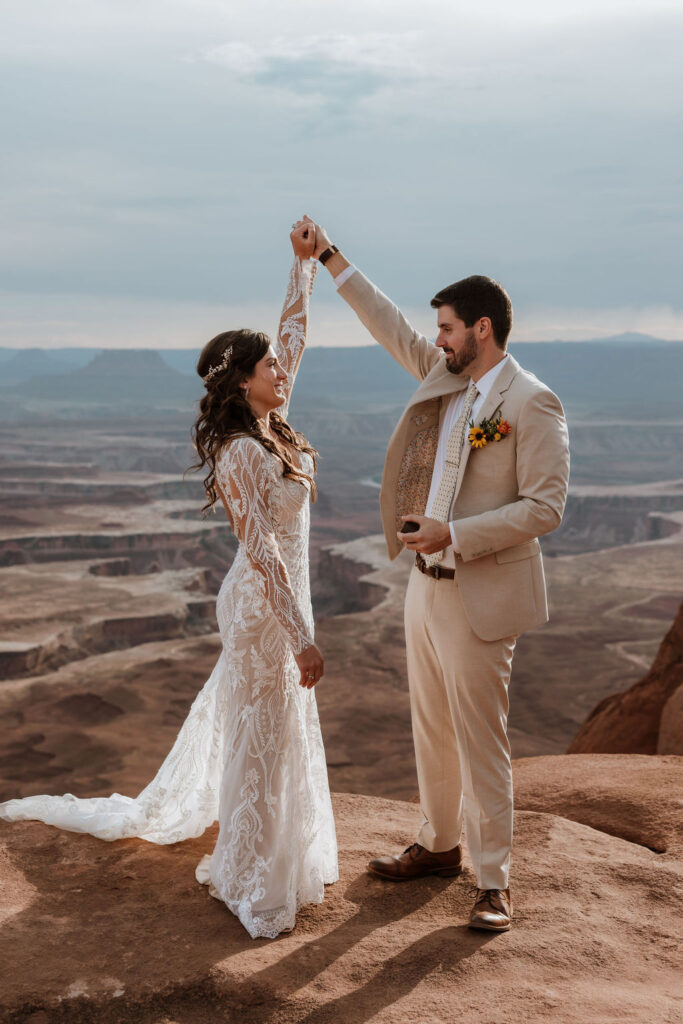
[404,566,516,890]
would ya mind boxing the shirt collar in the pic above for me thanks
[472,353,509,401]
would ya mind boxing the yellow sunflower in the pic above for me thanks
[469,427,488,448]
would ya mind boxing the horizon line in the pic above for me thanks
[2,333,683,354]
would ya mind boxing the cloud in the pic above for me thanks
[198,32,425,111]
[202,32,424,77]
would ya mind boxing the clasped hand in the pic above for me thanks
[291,215,334,260]
[290,218,316,259]
[397,515,452,555]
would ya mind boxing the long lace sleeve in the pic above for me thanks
[275,256,316,415]
[215,437,314,654]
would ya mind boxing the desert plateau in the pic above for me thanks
[0,342,682,1023]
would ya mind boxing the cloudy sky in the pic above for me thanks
[1,0,682,348]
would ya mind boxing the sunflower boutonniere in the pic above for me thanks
[468,412,512,449]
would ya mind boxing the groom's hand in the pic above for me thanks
[397,515,452,555]
[301,215,350,276]
[302,215,332,260]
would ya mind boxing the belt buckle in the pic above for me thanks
[433,564,441,580]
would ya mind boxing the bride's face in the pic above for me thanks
[242,345,289,417]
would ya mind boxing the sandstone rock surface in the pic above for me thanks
[569,602,683,754]
[1,759,682,1024]
[513,753,683,855]
[659,683,683,756]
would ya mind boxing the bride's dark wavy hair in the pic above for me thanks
[190,329,318,514]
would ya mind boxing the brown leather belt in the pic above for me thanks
[415,554,456,580]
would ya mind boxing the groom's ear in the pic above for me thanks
[477,317,493,341]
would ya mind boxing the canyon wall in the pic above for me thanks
[569,602,683,754]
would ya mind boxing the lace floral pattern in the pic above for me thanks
[277,257,316,418]
[214,436,312,655]
[0,256,338,940]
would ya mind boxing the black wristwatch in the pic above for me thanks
[318,245,339,266]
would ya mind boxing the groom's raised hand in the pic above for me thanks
[300,216,350,278]
[398,515,452,555]
[300,215,331,259]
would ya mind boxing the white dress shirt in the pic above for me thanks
[426,355,509,568]
[333,264,357,289]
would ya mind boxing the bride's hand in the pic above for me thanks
[295,644,324,689]
[290,219,316,259]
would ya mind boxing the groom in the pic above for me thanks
[305,216,570,931]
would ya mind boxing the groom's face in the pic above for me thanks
[435,304,479,375]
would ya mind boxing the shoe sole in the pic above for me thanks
[367,865,463,881]
[467,920,511,932]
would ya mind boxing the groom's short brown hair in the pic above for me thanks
[430,276,513,350]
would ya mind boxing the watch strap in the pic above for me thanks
[319,245,339,266]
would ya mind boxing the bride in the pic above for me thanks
[0,222,339,939]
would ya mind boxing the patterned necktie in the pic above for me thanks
[423,379,479,567]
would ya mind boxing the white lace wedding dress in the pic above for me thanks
[0,257,339,939]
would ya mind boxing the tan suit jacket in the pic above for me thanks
[338,270,571,642]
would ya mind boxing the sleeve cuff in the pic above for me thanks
[334,264,357,289]
[449,521,459,554]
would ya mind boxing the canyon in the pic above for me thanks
[0,397,682,800]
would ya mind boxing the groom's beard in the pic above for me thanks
[445,329,478,375]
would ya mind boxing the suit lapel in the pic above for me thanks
[450,355,520,508]
[474,357,518,425]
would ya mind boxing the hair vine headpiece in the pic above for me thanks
[203,345,233,384]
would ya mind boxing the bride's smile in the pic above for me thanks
[241,344,289,417]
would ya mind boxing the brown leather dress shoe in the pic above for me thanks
[367,842,463,881]
[468,888,513,931]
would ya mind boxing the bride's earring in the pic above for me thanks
[241,383,250,399]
